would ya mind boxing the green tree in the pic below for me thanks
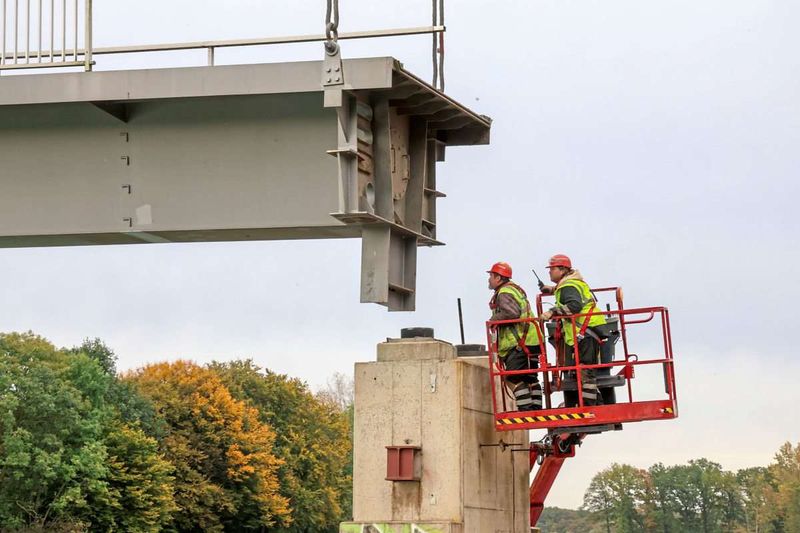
[211,360,353,533]
[663,459,734,533]
[583,463,647,532]
[574,446,800,533]
[0,333,112,530]
[737,466,777,533]
[718,469,744,531]
[538,507,605,533]
[68,337,168,439]
[0,333,178,532]
[689,459,731,533]
[66,338,117,376]
[660,464,701,530]
[644,463,682,533]
[770,442,800,532]
[100,423,176,532]
[316,370,355,523]
[125,360,290,532]
[584,469,613,533]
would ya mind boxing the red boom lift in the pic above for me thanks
[485,286,678,528]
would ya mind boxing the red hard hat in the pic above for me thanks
[487,261,513,278]
[547,254,572,269]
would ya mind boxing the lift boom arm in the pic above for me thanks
[529,433,583,526]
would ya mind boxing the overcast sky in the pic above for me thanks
[1,0,798,509]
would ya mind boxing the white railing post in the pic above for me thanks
[49,0,52,62]
[83,0,91,70]
[71,0,76,60]
[1,0,6,66]
[60,0,65,61]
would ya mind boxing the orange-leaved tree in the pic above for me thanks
[211,360,352,533]
[124,360,290,532]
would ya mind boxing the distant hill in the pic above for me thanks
[537,507,604,533]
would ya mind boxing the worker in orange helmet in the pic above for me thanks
[487,261,543,412]
[540,254,607,407]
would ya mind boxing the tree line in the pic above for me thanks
[540,442,800,533]
[0,332,353,532]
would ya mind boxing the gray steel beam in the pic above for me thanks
[0,57,490,310]
[0,58,395,106]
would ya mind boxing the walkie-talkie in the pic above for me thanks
[531,268,545,290]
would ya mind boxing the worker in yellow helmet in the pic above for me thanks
[487,261,543,412]
[540,254,607,407]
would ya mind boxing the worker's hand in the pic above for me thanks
[540,310,553,321]
[540,285,555,295]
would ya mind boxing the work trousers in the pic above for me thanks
[501,346,543,411]
[563,336,601,407]
[502,345,540,385]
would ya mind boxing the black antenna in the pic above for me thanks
[457,298,465,344]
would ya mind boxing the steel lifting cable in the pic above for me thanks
[431,0,444,91]
[438,0,444,91]
[325,0,443,90]
[324,0,339,54]
[432,0,437,89]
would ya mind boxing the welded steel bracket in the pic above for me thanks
[327,92,415,310]
[361,224,416,311]
[327,92,361,214]
[326,90,423,310]
[322,44,345,108]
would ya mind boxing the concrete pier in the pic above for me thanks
[340,335,530,533]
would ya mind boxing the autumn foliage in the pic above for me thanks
[0,333,353,532]
[124,361,291,532]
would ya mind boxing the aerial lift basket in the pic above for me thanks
[486,286,678,527]
[486,286,678,432]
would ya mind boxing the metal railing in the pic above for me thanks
[0,2,445,89]
[0,0,91,70]
[486,305,678,430]
[89,26,445,67]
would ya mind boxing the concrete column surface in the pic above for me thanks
[341,336,530,533]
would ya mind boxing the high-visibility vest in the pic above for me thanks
[555,278,606,346]
[494,282,541,356]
